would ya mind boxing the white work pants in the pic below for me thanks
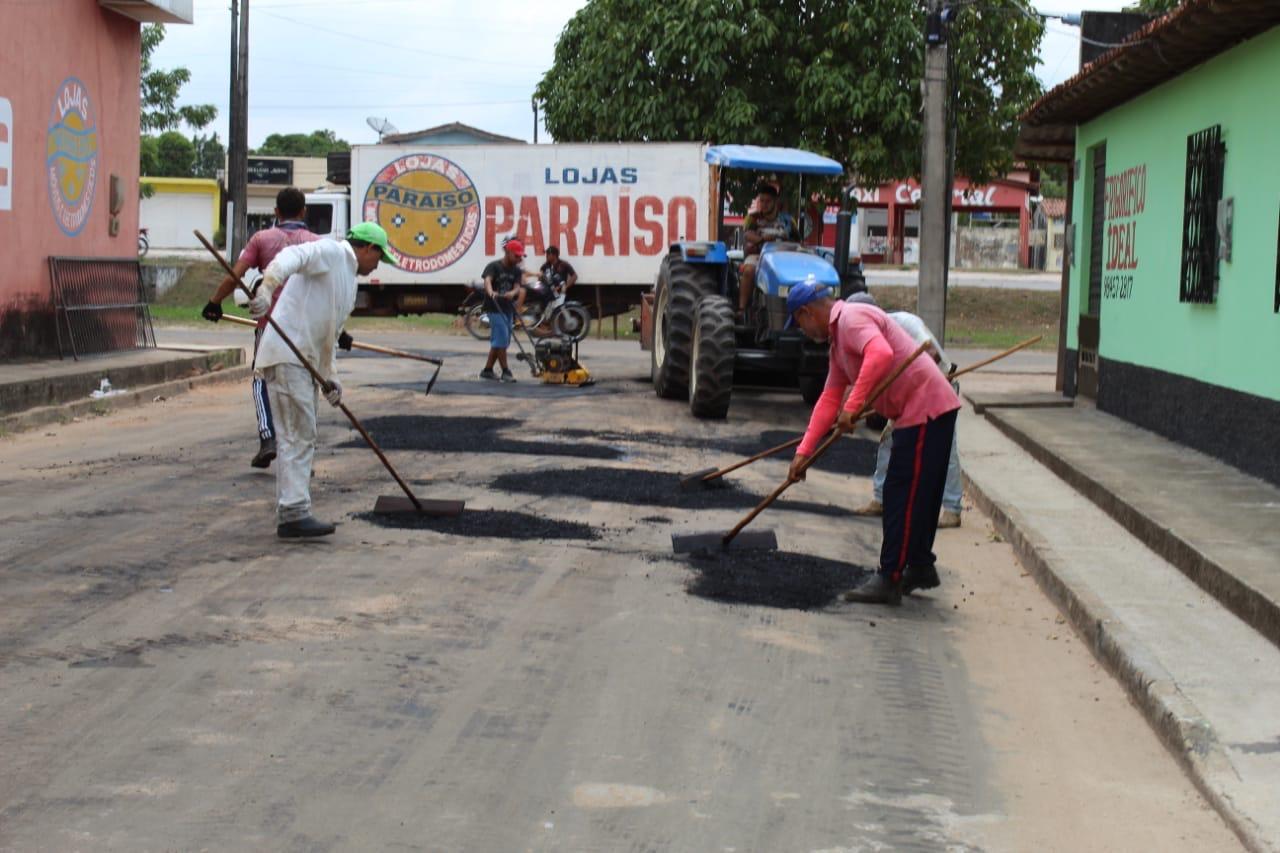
[262,363,319,524]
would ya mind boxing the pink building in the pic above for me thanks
[0,0,193,358]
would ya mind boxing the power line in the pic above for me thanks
[248,99,529,110]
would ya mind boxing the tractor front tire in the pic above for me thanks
[689,295,736,419]
[799,373,826,406]
[652,254,720,400]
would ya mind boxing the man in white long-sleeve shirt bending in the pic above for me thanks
[250,221,395,538]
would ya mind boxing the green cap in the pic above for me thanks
[347,221,397,264]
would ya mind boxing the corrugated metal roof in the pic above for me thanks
[1016,0,1280,162]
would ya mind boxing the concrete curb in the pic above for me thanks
[0,364,253,436]
[963,466,1273,853]
[984,408,1280,653]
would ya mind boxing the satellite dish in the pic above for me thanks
[366,116,399,141]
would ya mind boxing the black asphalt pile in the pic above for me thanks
[338,415,621,460]
[757,430,879,476]
[683,550,869,610]
[488,467,848,517]
[353,508,600,541]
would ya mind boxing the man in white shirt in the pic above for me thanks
[846,293,964,533]
[250,221,394,538]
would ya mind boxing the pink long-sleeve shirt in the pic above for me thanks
[797,301,960,456]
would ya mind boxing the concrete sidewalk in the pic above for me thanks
[961,408,1280,852]
[0,345,248,433]
[985,405,1280,652]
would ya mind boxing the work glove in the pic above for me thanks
[337,330,353,351]
[323,379,343,407]
[201,301,223,323]
[248,291,272,319]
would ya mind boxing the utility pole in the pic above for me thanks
[228,0,250,259]
[917,0,951,340]
[532,96,539,144]
[226,0,238,256]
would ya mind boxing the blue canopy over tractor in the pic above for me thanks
[704,145,844,176]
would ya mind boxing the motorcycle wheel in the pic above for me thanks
[138,235,149,258]
[552,302,592,342]
[462,304,491,341]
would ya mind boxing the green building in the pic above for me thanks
[1017,0,1280,486]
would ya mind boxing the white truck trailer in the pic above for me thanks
[307,142,713,317]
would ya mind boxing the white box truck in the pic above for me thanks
[306,142,713,317]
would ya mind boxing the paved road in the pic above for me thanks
[0,331,1234,851]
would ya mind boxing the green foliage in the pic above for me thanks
[1039,163,1067,199]
[253,130,351,157]
[153,131,196,177]
[1126,0,1182,12]
[535,0,1043,185]
[141,25,217,133]
[192,132,226,179]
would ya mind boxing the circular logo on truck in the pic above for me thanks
[46,77,99,236]
[363,153,480,273]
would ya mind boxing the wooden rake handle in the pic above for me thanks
[194,230,422,512]
[721,340,931,547]
[217,313,444,366]
[949,335,1042,380]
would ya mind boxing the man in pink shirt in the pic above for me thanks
[786,280,961,605]
[202,188,324,469]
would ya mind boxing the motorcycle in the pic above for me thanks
[137,227,150,258]
[461,268,592,342]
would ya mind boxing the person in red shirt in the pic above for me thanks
[202,188,323,468]
[786,280,961,605]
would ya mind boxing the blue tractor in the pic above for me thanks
[648,145,865,418]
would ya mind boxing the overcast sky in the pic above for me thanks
[152,0,1144,149]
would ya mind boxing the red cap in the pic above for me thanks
[505,239,525,258]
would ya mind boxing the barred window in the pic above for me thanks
[1180,125,1226,304]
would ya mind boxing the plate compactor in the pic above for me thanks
[513,330,594,387]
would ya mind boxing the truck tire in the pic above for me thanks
[651,254,720,399]
[799,374,826,406]
[689,295,736,419]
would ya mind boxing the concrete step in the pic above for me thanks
[961,410,1280,852]
[983,405,1280,654]
[0,346,245,417]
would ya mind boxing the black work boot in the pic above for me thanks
[902,564,941,596]
[277,516,336,539]
[251,436,277,469]
[842,573,903,606]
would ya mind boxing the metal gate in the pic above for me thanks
[48,257,157,360]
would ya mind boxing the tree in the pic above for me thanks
[253,130,351,157]
[535,0,1043,185]
[140,24,217,133]
[153,131,196,177]
[192,132,226,179]
[1127,0,1182,12]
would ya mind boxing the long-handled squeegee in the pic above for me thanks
[218,313,444,397]
[194,230,462,518]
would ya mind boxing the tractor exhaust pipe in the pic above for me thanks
[834,210,854,297]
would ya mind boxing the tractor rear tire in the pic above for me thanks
[799,373,826,406]
[652,254,720,400]
[689,295,736,419]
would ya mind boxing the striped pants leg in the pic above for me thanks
[252,328,275,441]
[878,409,958,583]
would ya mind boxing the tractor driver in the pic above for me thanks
[738,182,800,319]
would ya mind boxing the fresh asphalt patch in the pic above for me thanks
[352,508,601,541]
[682,549,870,610]
[338,415,622,460]
[487,467,849,517]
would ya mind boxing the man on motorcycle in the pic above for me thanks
[737,182,800,319]
[539,246,577,295]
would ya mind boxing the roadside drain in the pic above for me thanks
[488,467,850,517]
[683,550,870,610]
[352,509,601,541]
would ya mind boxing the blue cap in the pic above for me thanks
[785,278,832,328]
